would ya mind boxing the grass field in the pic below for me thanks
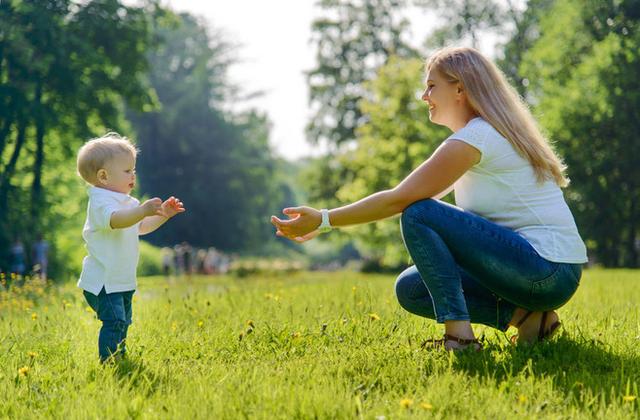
[1,269,639,419]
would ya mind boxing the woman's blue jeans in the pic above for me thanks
[396,199,582,331]
[83,287,134,362]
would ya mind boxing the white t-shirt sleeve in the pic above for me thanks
[445,120,488,163]
[89,196,121,231]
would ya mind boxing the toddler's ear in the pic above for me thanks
[97,168,108,184]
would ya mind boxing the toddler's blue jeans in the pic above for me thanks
[83,287,134,362]
[396,199,582,331]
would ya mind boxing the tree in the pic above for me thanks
[0,0,158,274]
[128,13,286,252]
[333,56,451,266]
[303,0,417,215]
[306,0,416,148]
[494,0,555,95]
[521,0,640,266]
[416,0,507,49]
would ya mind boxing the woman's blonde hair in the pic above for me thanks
[77,132,138,184]
[426,46,569,187]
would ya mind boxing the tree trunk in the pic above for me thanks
[31,81,45,222]
[627,196,638,267]
[0,117,27,207]
[0,102,14,158]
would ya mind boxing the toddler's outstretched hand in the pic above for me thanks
[141,198,163,216]
[159,196,186,218]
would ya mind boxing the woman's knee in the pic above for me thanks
[401,199,438,229]
[394,266,422,307]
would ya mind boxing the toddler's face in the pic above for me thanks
[98,153,136,194]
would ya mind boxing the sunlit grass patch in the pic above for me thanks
[1,269,639,418]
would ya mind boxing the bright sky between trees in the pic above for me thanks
[165,1,500,161]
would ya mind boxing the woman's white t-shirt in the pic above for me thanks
[445,117,588,264]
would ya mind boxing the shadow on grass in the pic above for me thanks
[108,357,166,396]
[451,333,640,402]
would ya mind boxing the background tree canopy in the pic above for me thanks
[303,0,640,269]
[0,1,294,278]
[127,12,289,252]
[1,0,638,279]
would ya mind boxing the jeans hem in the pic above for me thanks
[437,315,472,323]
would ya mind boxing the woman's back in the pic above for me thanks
[447,117,587,264]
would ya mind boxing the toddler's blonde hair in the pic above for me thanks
[77,132,138,185]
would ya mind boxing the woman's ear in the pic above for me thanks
[456,83,467,103]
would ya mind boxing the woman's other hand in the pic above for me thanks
[271,206,322,242]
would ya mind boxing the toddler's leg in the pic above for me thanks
[121,291,135,355]
[95,289,129,362]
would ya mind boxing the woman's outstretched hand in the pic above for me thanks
[270,206,322,243]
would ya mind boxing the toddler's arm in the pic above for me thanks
[110,198,162,229]
[139,196,185,235]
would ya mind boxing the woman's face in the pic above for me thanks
[421,68,463,129]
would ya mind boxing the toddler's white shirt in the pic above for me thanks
[78,187,140,295]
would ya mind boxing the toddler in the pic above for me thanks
[76,133,185,362]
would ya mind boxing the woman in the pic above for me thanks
[271,46,587,351]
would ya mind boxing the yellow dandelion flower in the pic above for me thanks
[27,351,37,358]
[18,366,29,377]
[420,402,433,410]
[171,322,177,331]
[518,395,527,403]
[352,286,357,292]
[623,395,637,402]
[65,302,72,308]
[368,313,380,321]
[292,332,301,339]
[31,313,37,320]
[197,320,204,328]
[400,398,413,409]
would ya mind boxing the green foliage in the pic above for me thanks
[0,0,159,276]
[306,0,416,147]
[334,57,451,266]
[495,0,556,95]
[303,0,418,262]
[417,0,508,49]
[521,0,640,266]
[1,269,640,417]
[138,240,163,277]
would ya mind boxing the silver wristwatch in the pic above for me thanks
[318,208,332,233]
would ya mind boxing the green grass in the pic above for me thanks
[1,269,639,419]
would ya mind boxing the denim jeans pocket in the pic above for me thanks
[529,264,580,311]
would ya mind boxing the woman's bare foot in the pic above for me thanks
[444,337,483,352]
[511,310,560,344]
